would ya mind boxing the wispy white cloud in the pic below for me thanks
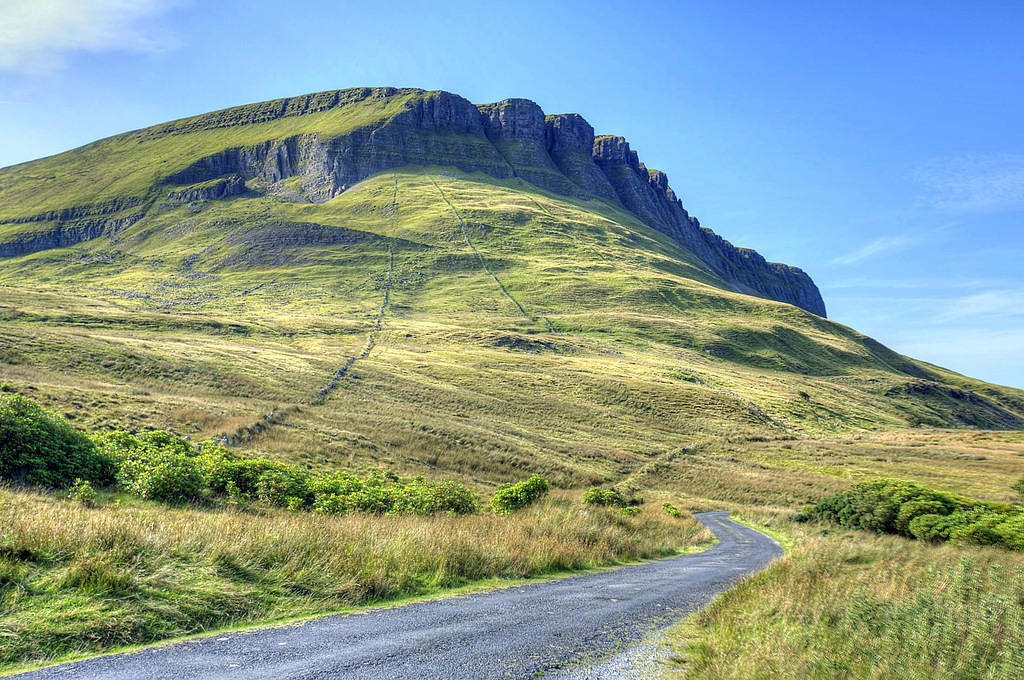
[826,276,997,291]
[829,236,916,265]
[915,153,1024,213]
[936,289,1024,322]
[0,0,181,73]
[885,328,1024,389]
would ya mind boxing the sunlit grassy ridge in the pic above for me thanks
[0,88,434,218]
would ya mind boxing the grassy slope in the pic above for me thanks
[1,167,1021,487]
[0,89,431,219]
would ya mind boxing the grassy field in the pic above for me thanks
[662,522,1024,680]
[0,486,711,672]
[2,168,1021,489]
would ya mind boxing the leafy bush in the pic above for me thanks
[68,478,97,507]
[392,478,477,515]
[488,474,549,514]
[0,394,114,487]
[256,466,311,508]
[663,502,683,518]
[299,470,477,516]
[95,430,204,503]
[3,396,478,517]
[619,506,641,516]
[798,478,1024,551]
[582,486,627,508]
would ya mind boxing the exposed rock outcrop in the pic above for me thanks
[0,214,143,258]
[592,135,826,316]
[544,114,618,201]
[477,99,577,195]
[168,175,247,202]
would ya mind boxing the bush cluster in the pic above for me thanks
[662,502,683,518]
[796,479,1024,550]
[92,430,478,515]
[0,394,114,487]
[582,486,628,507]
[489,474,549,514]
[0,393,478,516]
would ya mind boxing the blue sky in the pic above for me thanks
[1,0,1022,388]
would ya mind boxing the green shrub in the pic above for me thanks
[800,478,1024,551]
[582,486,627,508]
[5,397,480,518]
[993,513,1024,550]
[195,446,285,499]
[663,502,683,518]
[255,467,311,508]
[908,513,954,542]
[307,472,476,516]
[96,430,204,503]
[67,478,97,507]
[490,474,550,514]
[619,506,641,516]
[393,479,477,515]
[0,394,114,487]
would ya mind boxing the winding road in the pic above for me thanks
[14,512,782,680]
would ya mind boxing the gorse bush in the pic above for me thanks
[105,430,479,515]
[0,394,114,487]
[489,474,550,514]
[582,486,628,507]
[797,478,1024,550]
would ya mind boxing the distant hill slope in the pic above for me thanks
[1,88,1021,486]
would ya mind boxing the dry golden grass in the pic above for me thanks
[0,486,711,670]
[662,522,1024,680]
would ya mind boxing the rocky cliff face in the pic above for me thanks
[0,87,826,316]
[591,135,826,316]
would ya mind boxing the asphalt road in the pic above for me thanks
[15,512,782,680]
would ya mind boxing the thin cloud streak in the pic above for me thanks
[914,153,1024,214]
[0,0,181,73]
[829,236,916,265]
[936,289,1024,323]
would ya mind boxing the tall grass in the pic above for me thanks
[0,486,710,670]
[664,525,1024,680]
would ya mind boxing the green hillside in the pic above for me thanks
[1,88,1023,490]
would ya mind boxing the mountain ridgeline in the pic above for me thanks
[0,87,824,315]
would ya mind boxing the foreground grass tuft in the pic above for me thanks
[0,485,710,670]
[663,525,1024,680]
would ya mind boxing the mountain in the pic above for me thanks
[1,87,1022,485]
[0,87,823,316]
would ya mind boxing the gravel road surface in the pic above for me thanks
[14,512,782,679]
